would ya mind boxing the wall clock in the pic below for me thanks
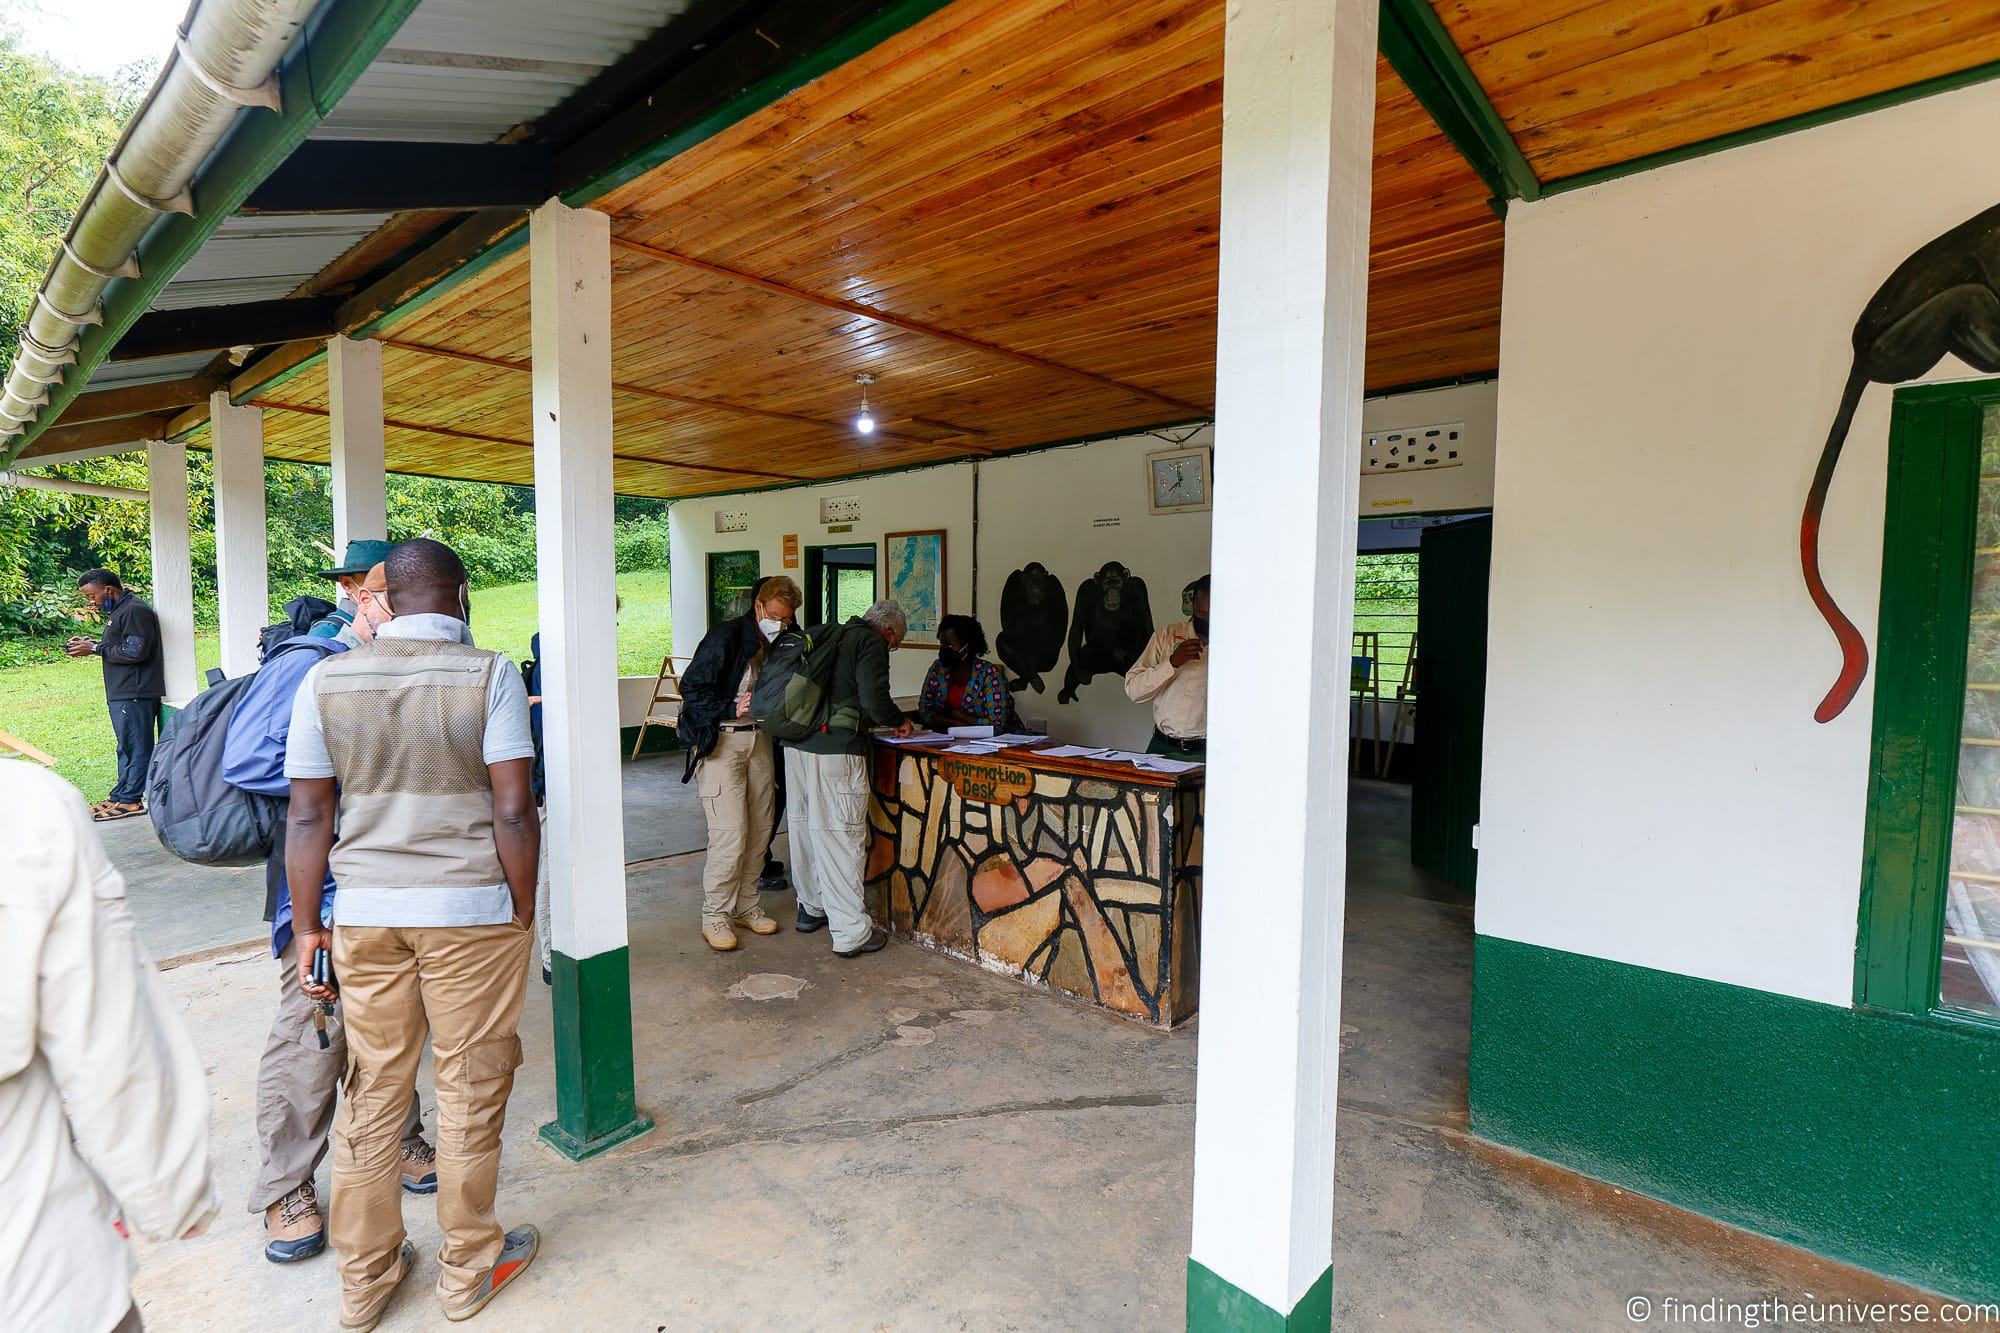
[1146,445,1211,515]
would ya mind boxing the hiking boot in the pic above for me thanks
[340,1239,417,1332]
[836,925,891,959]
[732,908,781,936]
[400,1136,439,1195]
[795,907,828,934]
[702,922,740,952]
[262,1181,325,1263]
[443,1225,540,1322]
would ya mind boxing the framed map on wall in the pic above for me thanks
[707,549,761,629]
[884,529,946,646]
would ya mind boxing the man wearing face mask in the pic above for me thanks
[1123,574,1210,762]
[677,575,803,951]
[222,562,438,1265]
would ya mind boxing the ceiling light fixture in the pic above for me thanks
[854,373,876,436]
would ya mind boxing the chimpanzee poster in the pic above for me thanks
[997,562,1068,693]
[1058,561,1153,703]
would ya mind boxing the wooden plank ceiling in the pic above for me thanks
[222,0,1503,498]
[1435,0,2000,181]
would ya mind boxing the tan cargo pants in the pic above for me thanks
[697,727,775,927]
[248,939,422,1212]
[330,921,530,1324]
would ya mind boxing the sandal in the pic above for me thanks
[91,801,145,822]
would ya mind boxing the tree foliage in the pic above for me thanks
[0,35,672,662]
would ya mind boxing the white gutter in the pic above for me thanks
[0,0,320,446]
[0,471,149,501]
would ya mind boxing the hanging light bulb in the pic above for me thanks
[854,373,876,435]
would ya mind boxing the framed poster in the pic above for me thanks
[883,529,946,646]
[707,549,761,628]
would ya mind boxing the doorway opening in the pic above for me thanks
[805,543,878,629]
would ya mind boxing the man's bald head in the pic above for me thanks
[385,538,470,619]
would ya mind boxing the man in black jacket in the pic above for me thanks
[678,576,802,951]
[64,569,166,821]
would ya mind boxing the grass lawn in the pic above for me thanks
[0,569,673,800]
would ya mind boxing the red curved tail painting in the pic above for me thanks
[1802,202,2000,723]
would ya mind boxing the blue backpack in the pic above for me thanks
[146,638,338,866]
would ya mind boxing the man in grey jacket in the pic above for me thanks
[786,599,914,957]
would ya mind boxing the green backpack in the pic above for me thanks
[751,621,860,741]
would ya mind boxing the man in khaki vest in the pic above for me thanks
[285,539,542,1330]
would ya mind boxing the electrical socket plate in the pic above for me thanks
[819,495,862,524]
[1363,421,1465,474]
[714,510,749,533]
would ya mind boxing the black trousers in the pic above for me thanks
[108,697,160,804]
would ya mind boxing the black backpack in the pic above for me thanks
[146,638,338,866]
[260,595,338,663]
[751,621,859,742]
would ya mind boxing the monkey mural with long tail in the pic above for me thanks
[1805,202,2000,723]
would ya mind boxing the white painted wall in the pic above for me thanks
[1479,81,2000,1007]
[1359,378,1497,516]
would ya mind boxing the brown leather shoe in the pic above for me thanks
[400,1135,438,1194]
[702,922,740,952]
[732,908,780,936]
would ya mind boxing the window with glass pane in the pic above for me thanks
[1945,402,2000,1018]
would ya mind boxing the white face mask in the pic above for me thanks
[758,617,784,642]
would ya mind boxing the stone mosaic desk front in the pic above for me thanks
[866,742,1203,1027]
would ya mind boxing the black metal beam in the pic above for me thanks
[110,297,340,362]
[240,142,552,214]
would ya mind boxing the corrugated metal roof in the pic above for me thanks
[313,0,689,142]
[147,214,393,312]
[86,352,219,389]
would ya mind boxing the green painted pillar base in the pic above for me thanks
[541,946,653,1162]
[1187,1260,1332,1332]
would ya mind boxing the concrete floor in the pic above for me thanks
[123,781,1941,1331]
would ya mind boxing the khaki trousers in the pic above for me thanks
[784,748,874,951]
[697,727,775,927]
[248,940,423,1212]
[331,922,530,1324]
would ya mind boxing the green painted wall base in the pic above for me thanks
[1470,935,2000,1302]
[1186,1260,1332,1332]
[618,723,681,758]
[542,946,652,1162]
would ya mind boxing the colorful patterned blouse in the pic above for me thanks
[919,657,1016,731]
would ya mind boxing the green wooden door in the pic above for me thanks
[1411,515,1491,892]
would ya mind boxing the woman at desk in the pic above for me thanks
[918,615,1017,732]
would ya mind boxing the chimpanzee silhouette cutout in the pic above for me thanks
[1059,561,1153,704]
[1805,202,2000,723]
[997,562,1068,694]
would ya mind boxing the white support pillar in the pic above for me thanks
[529,198,650,1159]
[327,335,387,551]
[210,393,268,680]
[146,439,199,705]
[1186,0,1376,1327]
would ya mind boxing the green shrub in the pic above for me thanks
[614,516,671,571]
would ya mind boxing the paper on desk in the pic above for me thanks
[879,730,951,746]
[943,741,1004,754]
[985,733,1047,746]
[947,724,996,739]
[1036,744,1111,759]
[1130,754,1204,774]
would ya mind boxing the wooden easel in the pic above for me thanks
[1382,633,1418,777]
[1350,631,1380,775]
[629,653,691,760]
[0,729,57,766]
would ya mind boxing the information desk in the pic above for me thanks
[865,739,1203,1028]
